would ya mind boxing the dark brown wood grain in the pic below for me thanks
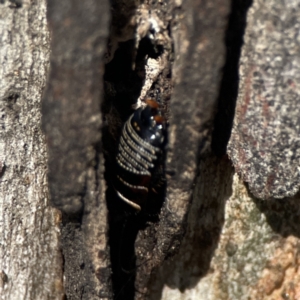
[43,1,112,299]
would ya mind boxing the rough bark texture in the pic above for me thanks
[3,0,300,299]
[228,0,300,200]
[0,0,63,299]
[42,0,112,299]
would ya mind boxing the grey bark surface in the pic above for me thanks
[0,0,63,299]
[228,0,300,200]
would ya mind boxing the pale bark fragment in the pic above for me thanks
[0,0,63,299]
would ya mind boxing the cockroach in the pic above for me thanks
[114,99,166,210]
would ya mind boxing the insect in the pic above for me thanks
[114,99,166,210]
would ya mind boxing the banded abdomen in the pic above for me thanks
[114,99,166,210]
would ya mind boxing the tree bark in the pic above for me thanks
[3,0,300,299]
[0,0,63,299]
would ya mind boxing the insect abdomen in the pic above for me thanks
[114,100,166,210]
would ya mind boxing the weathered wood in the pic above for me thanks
[0,0,63,299]
[43,0,112,299]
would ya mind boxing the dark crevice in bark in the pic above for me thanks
[103,36,142,300]
[5,0,22,8]
[43,1,111,298]
[211,0,253,156]
[93,141,103,204]
[102,33,155,300]
[102,2,172,297]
